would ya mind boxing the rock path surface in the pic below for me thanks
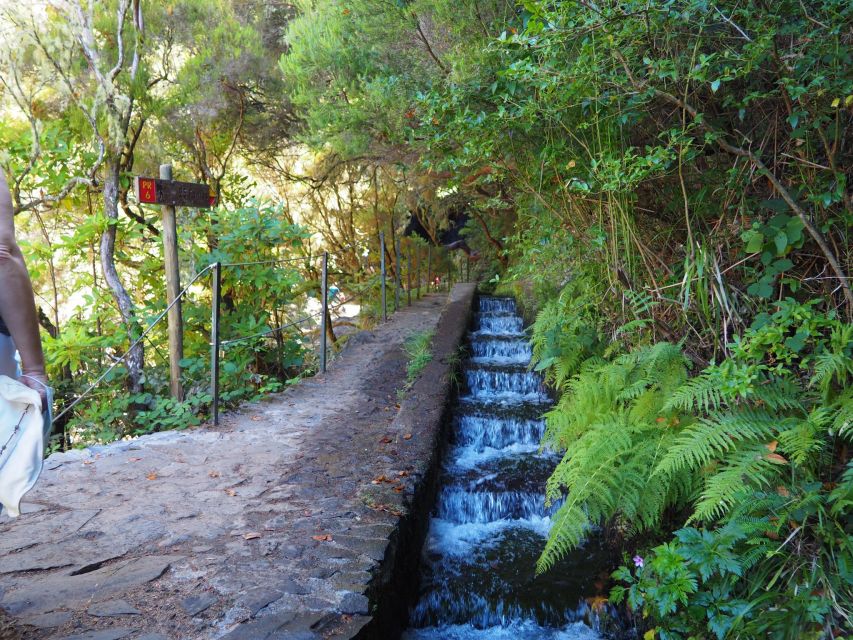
[0,292,452,640]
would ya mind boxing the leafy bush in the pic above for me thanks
[535,286,853,637]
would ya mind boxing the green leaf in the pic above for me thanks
[710,79,721,93]
[785,330,809,353]
[744,231,764,254]
[774,231,788,255]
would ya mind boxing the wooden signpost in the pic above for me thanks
[134,167,215,401]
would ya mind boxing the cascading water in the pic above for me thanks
[403,297,613,640]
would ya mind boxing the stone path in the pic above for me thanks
[0,292,451,640]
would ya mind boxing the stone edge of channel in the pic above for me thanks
[354,283,477,640]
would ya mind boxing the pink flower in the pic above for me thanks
[633,555,645,568]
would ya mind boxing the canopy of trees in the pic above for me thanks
[2,1,851,637]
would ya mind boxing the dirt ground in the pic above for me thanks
[0,293,449,640]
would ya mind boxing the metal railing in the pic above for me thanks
[53,233,472,436]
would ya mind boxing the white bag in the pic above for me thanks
[0,374,45,517]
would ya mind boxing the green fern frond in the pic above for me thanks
[749,375,803,411]
[830,388,853,440]
[778,407,832,466]
[657,408,781,476]
[829,461,853,516]
[664,371,723,413]
[811,324,853,393]
[690,446,785,522]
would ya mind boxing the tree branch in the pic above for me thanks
[612,50,853,318]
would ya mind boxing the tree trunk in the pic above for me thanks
[100,159,145,394]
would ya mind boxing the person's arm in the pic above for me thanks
[0,168,48,403]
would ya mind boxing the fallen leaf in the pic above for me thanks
[128,457,142,462]
[393,485,405,493]
[224,488,237,496]
[655,417,666,423]
[312,534,332,542]
[403,433,412,440]
[146,471,157,481]
[766,440,778,452]
[379,436,393,444]
[586,596,608,612]
[766,453,788,465]
[82,460,94,465]
[243,532,261,540]
[208,470,221,478]
[397,470,409,477]
[251,415,262,422]
[777,485,790,497]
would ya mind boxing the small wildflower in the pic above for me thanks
[633,555,645,569]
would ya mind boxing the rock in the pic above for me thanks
[55,629,135,640]
[236,587,283,617]
[86,600,140,617]
[338,592,370,615]
[3,556,181,616]
[330,535,388,562]
[276,578,310,596]
[19,610,71,629]
[135,635,169,640]
[180,593,217,616]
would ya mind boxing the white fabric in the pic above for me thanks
[0,374,45,517]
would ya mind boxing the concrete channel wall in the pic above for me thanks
[357,283,476,639]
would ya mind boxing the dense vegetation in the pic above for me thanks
[2,0,850,637]
[0,1,452,446]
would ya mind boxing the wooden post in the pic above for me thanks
[427,245,432,293]
[466,257,470,282]
[380,232,387,322]
[160,164,184,401]
[394,237,402,311]
[210,263,221,426]
[416,246,421,299]
[406,248,412,306]
[320,252,328,373]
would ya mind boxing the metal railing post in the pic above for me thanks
[320,251,328,373]
[211,262,222,426]
[379,232,387,322]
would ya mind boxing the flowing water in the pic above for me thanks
[403,297,613,640]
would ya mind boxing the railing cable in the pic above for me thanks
[54,265,215,423]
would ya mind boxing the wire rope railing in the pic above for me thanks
[53,233,470,439]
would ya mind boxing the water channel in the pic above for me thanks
[402,296,613,640]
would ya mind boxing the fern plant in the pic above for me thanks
[529,287,601,389]
[537,341,696,572]
[608,299,853,638]
[657,300,852,525]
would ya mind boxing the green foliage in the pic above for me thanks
[401,328,435,392]
[537,341,693,572]
[611,302,850,636]
[535,281,852,635]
